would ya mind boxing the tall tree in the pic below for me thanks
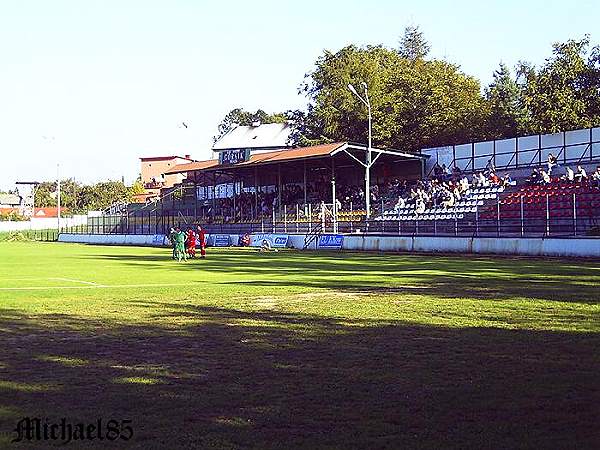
[485,63,531,138]
[398,25,430,61]
[518,36,600,133]
[299,44,487,152]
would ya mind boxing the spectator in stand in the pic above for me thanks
[547,153,558,174]
[490,171,500,185]
[485,158,496,175]
[540,169,551,184]
[442,164,451,181]
[394,196,406,211]
[592,166,600,188]
[564,167,575,182]
[527,168,540,185]
[452,165,462,179]
[478,172,489,187]
[574,165,588,183]
[433,163,443,181]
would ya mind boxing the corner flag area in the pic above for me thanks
[0,242,599,448]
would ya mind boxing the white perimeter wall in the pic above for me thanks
[342,235,600,258]
[57,233,600,258]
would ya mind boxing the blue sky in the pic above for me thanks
[1,0,598,190]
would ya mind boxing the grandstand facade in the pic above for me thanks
[71,126,600,239]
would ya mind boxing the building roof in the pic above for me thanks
[0,193,21,206]
[164,143,345,175]
[164,159,219,175]
[33,207,66,218]
[140,155,195,162]
[165,142,426,176]
[212,123,293,151]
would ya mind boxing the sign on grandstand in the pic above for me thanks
[317,234,344,250]
[218,149,250,165]
[250,234,289,248]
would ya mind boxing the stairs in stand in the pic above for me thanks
[303,224,323,250]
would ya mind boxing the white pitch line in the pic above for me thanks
[0,283,197,291]
[49,277,104,286]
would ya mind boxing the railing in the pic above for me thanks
[59,193,600,239]
[424,127,600,176]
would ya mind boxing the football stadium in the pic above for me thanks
[2,3,600,449]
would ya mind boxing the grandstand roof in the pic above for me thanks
[165,142,425,176]
[165,159,219,174]
[212,123,292,151]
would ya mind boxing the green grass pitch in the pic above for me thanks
[0,242,599,449]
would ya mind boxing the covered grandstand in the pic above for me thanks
[69,126,600,239]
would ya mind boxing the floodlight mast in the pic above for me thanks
[57,164,61,231]
[348,82,373,218]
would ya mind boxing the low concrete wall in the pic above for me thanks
[342,235,600,257]
[59,234,170,247]
[57,233,600,258]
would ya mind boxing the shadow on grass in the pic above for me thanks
[1,306,599,449]
[87,250,600,304]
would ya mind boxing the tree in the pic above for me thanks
[34,179,138,214]
[130,179,146,197]
[213,108,288,143]
[299,44,488,152]
[398,25,430,61]
[485,63,531,138]
[518,36,600,133]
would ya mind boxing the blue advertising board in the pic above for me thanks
[213,234,231,247]
[152,234,166,245]
[317,234,344,250]
[250,234,289,248]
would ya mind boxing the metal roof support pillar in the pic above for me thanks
[278,163,282,218]
[212,172,216,220]
[254,166,258,221]
[303,160,307,206]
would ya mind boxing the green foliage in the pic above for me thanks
[518,36,600,133]
[130,179,146,196]
[299,44,487,151]
[34,179,140,214]
[398,25,430,61]
[0,211,27,222]
[485,63,531,138]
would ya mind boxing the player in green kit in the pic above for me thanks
[174,227,187,262]
[168,228,177,259]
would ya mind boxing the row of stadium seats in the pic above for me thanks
[479,182,600,220]
[379,186,503,221]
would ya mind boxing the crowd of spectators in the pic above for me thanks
[197,155,600,222]
[526,153,600,186]
[387,163,509,214]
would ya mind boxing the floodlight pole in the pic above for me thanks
[348,82,373,218]
[57,164,61,231]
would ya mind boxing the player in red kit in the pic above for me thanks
[186,228,197,258]
[197,225,207,259]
